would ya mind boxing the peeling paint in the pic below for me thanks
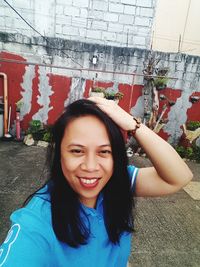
[0,49,200,143]
[20,65,35,120]
[65,77,85,106]
[164,91,193,144]
[32,67,53,124]
[131,95,145,118]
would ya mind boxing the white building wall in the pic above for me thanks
[0,0,156,49]
[152,0,200,56]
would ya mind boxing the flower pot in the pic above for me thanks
[156,85,167,91]
[90,92,105,98]
[190,96,200,103]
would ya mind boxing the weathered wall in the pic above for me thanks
[0,35,200,144]
[0,0,155,49]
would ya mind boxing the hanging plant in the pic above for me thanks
[190,95,200,103]
[153,67,169,90]
[153,77,169,90]
[114,92,124,100]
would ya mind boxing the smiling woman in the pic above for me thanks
[0,98,192,267]
[60,115,114,208]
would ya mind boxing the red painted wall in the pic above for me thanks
[0,52,200,141]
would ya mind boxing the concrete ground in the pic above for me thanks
[0,141,200,267]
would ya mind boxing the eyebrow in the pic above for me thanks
[68,144,111,148]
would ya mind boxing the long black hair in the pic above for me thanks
[48,99,134,247]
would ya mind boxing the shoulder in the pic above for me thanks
[0,189,54,266]
[12,188,52,232]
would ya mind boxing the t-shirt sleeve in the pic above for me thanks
[0,206,52,266]
[127,165,139,192]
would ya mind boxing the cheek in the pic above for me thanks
[61,157,79,178]
[101,158,114,176]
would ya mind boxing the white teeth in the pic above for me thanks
[80,178,98,184]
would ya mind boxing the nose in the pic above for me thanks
[81,153,99,172]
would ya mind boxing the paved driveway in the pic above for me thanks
[0,141,200,266]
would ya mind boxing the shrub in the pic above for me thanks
[192,145,200,163]
[27,120,52,142]
[176,146,186,158]
[91,87,105,93]
[186,121,200,131]
[175,144,200,162]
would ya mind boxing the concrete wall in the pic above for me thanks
[0,0,155,49]
[0,35,200,144]
[0,1,200,144]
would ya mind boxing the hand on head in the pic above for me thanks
[88,97,134,131]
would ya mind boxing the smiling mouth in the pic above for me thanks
[78,177,100,188]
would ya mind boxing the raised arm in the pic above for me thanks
[89,97,193,197]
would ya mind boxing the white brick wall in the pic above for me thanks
[137,0,152,8]
[119,14,134,24]
[73,0,89,8]
[86,29,101,39]
[92,21,107,31]
[104,12,119,22]
[109,3,124,13]
[124,5,136,15]
[64,6,79,17]
[108,22,123,33]
[14,0,32,9]
[121,0,136,5]
[140,7,154,17]
[135,16,150,26]
[0,0,155,48]
[93,1,108,11]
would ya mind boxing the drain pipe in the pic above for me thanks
[0,72,8,135]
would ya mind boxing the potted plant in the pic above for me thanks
[153,77,168,90]
[27,120,43,140]
[186,121,200,131]
[104,91,124,103]
[104,91,116,100]
[114,92,124,101]
[25,120,53,145]
[190,95,200,103]
[90,87,105,98]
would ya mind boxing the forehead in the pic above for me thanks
[63,115,110,144]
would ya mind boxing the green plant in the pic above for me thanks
[175,144,200,162]
[42,131,52,142]
[104,91,124,100]
[186,121,200,131]
[175,146,186,158]
[185,147,193,159]
[27,120,43,141]
[91,87,105,93]
[28,120,42,134]
[114,92,124,100]
[153,77,168,89]
[42,126,52,142]
[27,120,52,142]
[104,91,116,99]
[192,144,200,162]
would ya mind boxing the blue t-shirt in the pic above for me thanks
[0,166,138,267]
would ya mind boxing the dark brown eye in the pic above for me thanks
[70,149,83,154]
[99,150,112,155]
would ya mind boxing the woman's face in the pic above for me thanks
[60,115,114,208]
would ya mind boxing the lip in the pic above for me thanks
[77,176,100,189]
